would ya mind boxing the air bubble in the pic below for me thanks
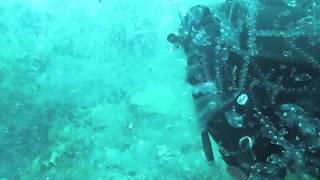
[237,93,248,105]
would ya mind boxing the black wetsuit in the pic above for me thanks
[169,1,320,179]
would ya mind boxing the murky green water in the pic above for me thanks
[0,0,229,179]
[1,0,320,179]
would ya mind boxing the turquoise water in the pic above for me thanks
[1,0,320,179]
[0,0,229,179]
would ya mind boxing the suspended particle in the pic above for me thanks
[237,93,248,105]
[294,73,312,82]
[285,0,298,7]
[282,50,293,57]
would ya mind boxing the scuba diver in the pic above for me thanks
[168,0,320,179]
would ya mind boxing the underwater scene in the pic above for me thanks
[0,0,319,179]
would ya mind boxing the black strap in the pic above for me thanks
[201,130,214,161]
